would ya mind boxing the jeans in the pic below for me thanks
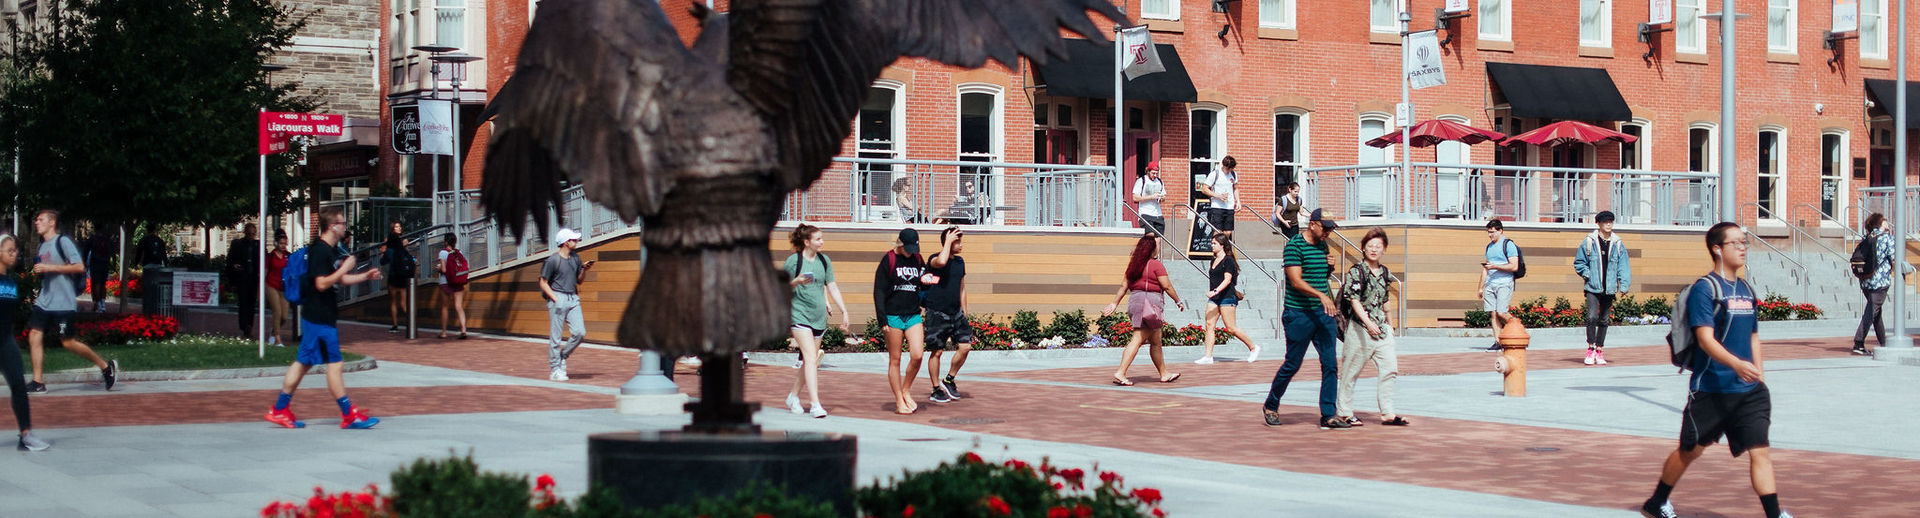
[1856,288,1888,348]
[1585,292,1615,348]
[1264,308,1340,418]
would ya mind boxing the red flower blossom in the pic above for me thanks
[535,474,555,491]
[1099,470,1121,485]
[1075,504,1093,518]
[1152,507,1166,517]
[963,452,984,464]
[1132,487,1163,504]
[984,495,1011,516]
[903,503,916,517]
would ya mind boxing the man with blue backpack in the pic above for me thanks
[265,206,384,430]
[1641,222,1791,518]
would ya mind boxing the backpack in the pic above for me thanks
[52,235,87,290]
[445,249,470,287]
[1487,239,1527,279]
[1666,275,1746,372]
[281,246,310,305]
[1851,233,1880,280]
[387,246,418,280]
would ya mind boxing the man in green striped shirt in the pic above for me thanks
[1262,209,1349,429]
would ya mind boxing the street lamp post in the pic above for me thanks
[1703,3,1745,223]
[258,63,287,357]
[430,52,481,248]
[1884,0,1916,359]
[412,44,457,225]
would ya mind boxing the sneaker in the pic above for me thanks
[23,381,46,395]
[929,386,953,404]
[1485,342,1502,352]
[1584,349,1597,365]
[16,432,49,452]
[786,393,805,414]
[1594,349,1608,365]
[1853,346,1871,356]
[102,359,118,391]
[1346,415,1365,427]
[1778,511,1794,518]
[388,325,399,333]
[264,408,306,429]
[942,375,961,399]
[1246,346,1261,364]
[1319,416,1353,430]
[341,407,380,429]
[1194,356,1216,365]
[809,405,829,418]
[549,370,569,381]
[1262,408,1284,427]
[1639,500,1677,518]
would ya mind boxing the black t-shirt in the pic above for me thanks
[1598,239,1612,290]
[1210,256,1238,298]
[923,256,966,313]
[872,251,926,317]
[302,240,343,325]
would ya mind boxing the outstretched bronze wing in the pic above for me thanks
[725,0,1128,192]
[480,0,693,236]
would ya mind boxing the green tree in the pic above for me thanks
[0,0,318,231]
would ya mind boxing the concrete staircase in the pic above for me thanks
[1158,256,1288,343]
[1745,240,1920,321]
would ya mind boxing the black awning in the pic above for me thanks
[1486,62,1632,122]
[1866,79,1920,129]
[1033,39,1198,103]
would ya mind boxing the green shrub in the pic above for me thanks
[1551,297,1573,313]
[645,482,837,518]
[1045,309,1092,343]
[856,453,1163,518]
[389,452,538,518]
[1095,312,1133,345]
[1640,296,1671,319]
[1010,310,1045,344]
[1610,294,1642,324]
[1463,309,1492,328]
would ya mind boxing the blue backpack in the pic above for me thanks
[281,246,309,305]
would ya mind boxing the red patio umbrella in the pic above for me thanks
[1501,120,1637,147]
[1366,119,1507,148]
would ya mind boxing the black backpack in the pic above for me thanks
[1489,239,1527,279]
[1851,234,1880,280]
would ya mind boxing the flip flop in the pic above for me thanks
[1382,416,1411,426]
[1159,373,1182,383]
[1111,377,1135,386]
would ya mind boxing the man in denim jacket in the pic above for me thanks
[1572,211,1631,366]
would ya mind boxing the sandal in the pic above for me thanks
[1111,377,1135,386]
[1382,416,1411,426]
[1159,373,1181,383]
[458,333,470,340]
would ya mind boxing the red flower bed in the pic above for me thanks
[77,313,181,344]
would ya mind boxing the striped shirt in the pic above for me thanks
[1283,235,1332,310]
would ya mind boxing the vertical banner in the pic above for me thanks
[1649,0,1673,25]
[1445,0,1469,14]
[1406,30,1447,90]
[1120,26,1166,80]
[1833,0,1858,33]
[419,99,456,156]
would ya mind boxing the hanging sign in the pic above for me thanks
[1833,0,1858,33]
[419,99,456,156]
[1649,0,1673,25]
[1445,0,1470,14]
[258,112,343,155]
[392,104,421,155]
[1406,30,1447,90]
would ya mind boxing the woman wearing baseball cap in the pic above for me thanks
[874,228,935,414]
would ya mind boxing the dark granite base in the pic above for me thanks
[588,430,858,514]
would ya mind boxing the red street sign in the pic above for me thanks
[258,112,344,155]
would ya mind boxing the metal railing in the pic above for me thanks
[1741,202,1815,302]
[1302,162,1718,226]
[1118,202,1205,278]
[1792,203,1862,239]
[782,157,1123,227]
[1859,186,1920,237]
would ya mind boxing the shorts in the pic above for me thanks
[1680,383,1772,457]
[1139,215,1167,236]
[790,324,826,338]
[439,283,466,295]
[1209,295,1239,307]
[885,314,924,330]
[1482,283,1514,313]
[1207,207,1236,232]
[297,320,344,365]
[28,308,78,340]
[924,309,974,350]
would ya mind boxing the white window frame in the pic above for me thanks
[1820,130,1851,227]
[1675,0,1706,53]
[434,0,466,49]
[956,84,1005,222]
[1141,0,1179,21]
[1189,104,1229,176]
[854,81,906,218]
[1370,0,1399,33]
[1766,0,1796,54]
[1259,0,1295,29]
[393,0,417,56]
[1479,0,1511,42]
[1756,126,1787,221]
[1619,119,1654,223]
[1580,0,1612,48]
[1273,109,1310,184]
[1356,113,1394,217]
[1688,122,1718,172]
[1861,0,1887,59]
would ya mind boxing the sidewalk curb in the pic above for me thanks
[1400,318,1859,338]
[40,356,379,384]
[746,346,1212,364]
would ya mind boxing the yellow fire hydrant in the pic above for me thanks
[1492,318,1529,397]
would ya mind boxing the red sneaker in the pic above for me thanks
[341,406,380,430]
[265,408,306,429]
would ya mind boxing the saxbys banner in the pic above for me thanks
[418,99,455,156]
[1406,30,1446,90]
[257,112,343,155]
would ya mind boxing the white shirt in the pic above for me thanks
[1204,168,1237,210]
[437,249,451,284]
[1133,177,1165,217]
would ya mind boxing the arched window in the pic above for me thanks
[1820,130,1849,223]
[856,81,906,218]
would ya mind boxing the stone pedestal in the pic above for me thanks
[617,350,687,415]
[588,430,857,514]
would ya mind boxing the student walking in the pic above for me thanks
[85,230,115,313]
[1272,182,1303,239]
[265,206,383,430]
[135,227,169,269]
[24,210,116,394]
[1,234,49,450]
[923,227,973,403]
[1132,162,1168,236]
[784,225,850,418]
[1480,219,1521,351]
[1639,223,1792,518]
[227,223,262,337]
[1197,156,1240,236]
[1853,213,1911,355]
[265,231,293,347]
[1334,228,1407,428]
[874,228,931,414]
[382,220,416,333]
[1261,209,1346,430]
[1196,233,1259,365]
[1573,211,1632,365]
[1103,234,1188,385]
[436,235,471,339]
[541,229,595,381]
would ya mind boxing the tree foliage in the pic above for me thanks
[0,0,319,230]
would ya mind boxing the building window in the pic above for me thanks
[1033,98,1082,165]
[1618,120,1652,222]
[1688,124,1716,216]
[1580,0,1610,48]
[1259,0,1294,29]
[1479,0,1509,41]
[958,86,1003,217]
[1190,105,1226,179]
[1821,131,1848,218]
[1273,111,1308,187]
[1434,115,1472,215]
[1676,0,1706,53]
[1757,128,1784,220]
[1370,0,1397,33]
[1357,114,1392,216]
[435,0,466,49]
[1142,0,1178,20]
[1767,0,1795,53]
[856,84,904,211]
[1861,0,1887,58]
[1619,121,1649,169]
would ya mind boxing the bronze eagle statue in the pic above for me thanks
[481,0,1127,358]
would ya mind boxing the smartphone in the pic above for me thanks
[798,272,815,282]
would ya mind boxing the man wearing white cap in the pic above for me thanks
[541,228,596,380]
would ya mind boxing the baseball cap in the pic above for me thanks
[1147,160,1160,171]
[554,228,582,245]
[1310,209,1339,230]
[898,228,920,255]
[1595,211,1616,223]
